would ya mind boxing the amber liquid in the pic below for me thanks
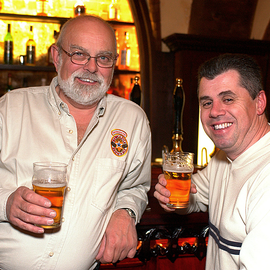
[164,170,192,208]
[33,180,66,229]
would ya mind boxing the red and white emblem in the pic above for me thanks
[111,129,128,157]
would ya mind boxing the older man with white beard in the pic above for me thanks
[0,15,151,270]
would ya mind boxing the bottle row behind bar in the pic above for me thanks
[0,0,133,23]
[1,71,141,103]
[0,21,140,70]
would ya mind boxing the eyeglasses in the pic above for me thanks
[60,46,117,68]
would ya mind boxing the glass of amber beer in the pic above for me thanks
[163,152,194,209]
[32,162,67,229]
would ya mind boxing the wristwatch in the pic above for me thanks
[122,208,136,221]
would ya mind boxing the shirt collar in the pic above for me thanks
[229,130,270,166]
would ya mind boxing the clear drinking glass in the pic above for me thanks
[32,162,67,229]
[163,152,194,209]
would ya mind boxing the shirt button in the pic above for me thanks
[69,130,73,134]
[62,217,65,222]
[66,187,71,192]
[49,252,54,257]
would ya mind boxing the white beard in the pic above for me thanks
[57,69,111,106]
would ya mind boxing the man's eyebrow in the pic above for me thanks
[218,90,236,97]
[69,45,113,56]
[199,90,236,102]
[69,45,85,51]
[96,51,114,56]
[199,96,211,102]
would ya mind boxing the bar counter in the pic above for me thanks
[100,166,209,270]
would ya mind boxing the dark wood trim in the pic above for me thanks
[148,0,161,51]
[128,0,155,120]
[163,33,270,55]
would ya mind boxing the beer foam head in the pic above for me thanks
[32,179,66,187]
[163,152,194,172]
[163,163,193,173]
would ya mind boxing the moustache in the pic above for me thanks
[72,71,103,84]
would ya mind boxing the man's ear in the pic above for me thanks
[256,90,267,115]
[50,44,60,72]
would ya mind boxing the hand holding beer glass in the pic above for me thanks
[32,162,67,229]
[163,152,194,209]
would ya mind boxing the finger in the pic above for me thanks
[12,217,45,234]
[158,174,167,186]
[190,183,197,194]
[117,234,137,262]
[153,189,175,212]
[153,190,168,203]
[96,236,106,261]
[19,199,56,219]
[16,205,56,225]
[154,183,171,197]
[99,238,116,263]
[21,188,52,208]
[11,215,55,234]
[164,206,176,212]
[126,245,137,259]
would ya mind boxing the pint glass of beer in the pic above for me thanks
[163,152,194,209]
[32,162,67,229]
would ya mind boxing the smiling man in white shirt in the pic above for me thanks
[154,53,270,270]
[0,15,151,270]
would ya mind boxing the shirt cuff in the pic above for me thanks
[0,189,15,222]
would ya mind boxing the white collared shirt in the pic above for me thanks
[0,77,151,270]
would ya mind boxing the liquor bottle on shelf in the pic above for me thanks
[36,0,48,16]
[125,77,133,100]
[4,24,13,65]
[108,0,120,20]
[47,30,58,66]
[6,73,13,92]
[114,29,120,68]
[100,2,109,20]
[119,31,131,70]
[23,77,28,88]
[130,76,141,106]
[171,78,185,153]
[26,26,36,66]
[74,1,86,17]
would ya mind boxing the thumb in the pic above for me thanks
[96,235,106,260]
[190,183,197,194]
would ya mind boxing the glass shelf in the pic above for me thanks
[0,13,135,26]
[0,64,139,74]
[0,64,55,71]
[0,13,68,24]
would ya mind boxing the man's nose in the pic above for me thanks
[83,57,98,73]
[209,102,226,118]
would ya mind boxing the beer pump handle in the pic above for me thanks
[171,78,185,153]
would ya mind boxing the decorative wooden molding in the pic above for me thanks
[163,33,270,55]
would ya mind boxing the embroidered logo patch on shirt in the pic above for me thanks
[111,129,128,157]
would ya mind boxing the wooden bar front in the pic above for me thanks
[100,166,209,270]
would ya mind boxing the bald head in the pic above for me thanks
[56,15,117,55]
